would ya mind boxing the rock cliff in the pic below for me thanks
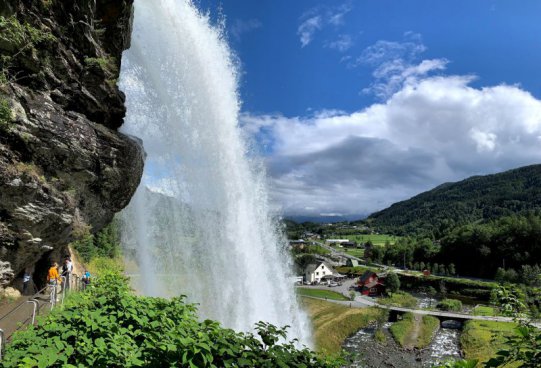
[0,0,143,286]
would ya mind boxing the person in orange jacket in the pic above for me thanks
[47,262,61,286]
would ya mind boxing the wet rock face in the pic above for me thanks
[0,0,143,284]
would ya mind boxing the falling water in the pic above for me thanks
[118,0,312,345]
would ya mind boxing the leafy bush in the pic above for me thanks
[379,291,417,308]
[3,271,343,367]
[437,298,462,312]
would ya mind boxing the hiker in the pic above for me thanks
[62,257,73,289]
[22,268,31,295]
[47,262,61,291]
[47,262,62,302]
[81,270,91,290]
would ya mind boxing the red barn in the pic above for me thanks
[358,271,386,296]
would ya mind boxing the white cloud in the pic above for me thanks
[297,4,352,47]
[230,18,262,41]
[298,16,322,47]
[325,34,354,52]
[242,74,541,216]
[352,33,453,99]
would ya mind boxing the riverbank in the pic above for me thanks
[460,320,519,364]
[300,297,383,354]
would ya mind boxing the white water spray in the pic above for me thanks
[119,0,312,345]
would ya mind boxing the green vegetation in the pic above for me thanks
[335,265,377,276]
[397,273,497,300]
[0,15,56,80]
[436,298,463,312]
[460,320,519,364]
[418,315,440,348]
[300,297,383,354]
[472,305,497,316]
[0,97,12,130]
[342,234,398,246]
[3,271,343,367]
[378,291,417,308]
[439,212,541,279]
[84,56,119,76]
[0,16,54,51]
[296,287,349,301]
[389,313,438,349]
[366,164,541,238]
[73,219,122,263]
[385,272,401,294]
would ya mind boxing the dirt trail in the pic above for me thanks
[404,313,422,350]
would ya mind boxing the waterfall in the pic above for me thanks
[118,0,312,345]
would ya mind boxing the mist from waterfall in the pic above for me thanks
[118,0,312,345]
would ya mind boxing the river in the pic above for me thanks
[343,321,462,367]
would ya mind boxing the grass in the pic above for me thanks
[418,315,440,348]
[472,305,498,316]
[345,234,399,246]
[389,313,439,349]
[378,291,418,308]
[460,320,519,364]
[342,248,365,258]
[300,297,383,354]
[436,298,463,312]
[296,287,349,301]
[389,313,414,347]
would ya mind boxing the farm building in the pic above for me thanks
[358,270,386,296]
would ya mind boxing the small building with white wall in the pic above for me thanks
[304,262,337,284]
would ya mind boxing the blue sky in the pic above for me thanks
[196,0,541,218]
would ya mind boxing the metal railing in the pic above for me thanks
[0,271,94,361]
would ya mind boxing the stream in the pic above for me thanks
[343,321,462,367]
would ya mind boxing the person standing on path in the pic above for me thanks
[22,269,31,295]
[47,262,62,302]
[62,257,73,290]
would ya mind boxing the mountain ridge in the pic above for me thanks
[365,164,541,237]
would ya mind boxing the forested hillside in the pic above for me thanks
[366,164,541,237]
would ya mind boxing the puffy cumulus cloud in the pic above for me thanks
[242,75,541,216]
[297,4,352,47]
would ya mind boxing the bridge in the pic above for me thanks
[301,294,541,327]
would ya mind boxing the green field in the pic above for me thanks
[328,234,399,246]
[461,320,519,364]
[296,287,349,301]
[472,305,498,316]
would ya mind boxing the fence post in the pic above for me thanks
[61,276,67,305]
[0,328,4,360]
[25,300,38,325]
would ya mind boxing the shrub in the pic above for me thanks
[437,298,462,312]
[4,271,344,367]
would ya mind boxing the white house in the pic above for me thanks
[304,262,338,284]
[325,239,350,245]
